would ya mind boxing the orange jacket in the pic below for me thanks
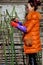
[23,11,41,54]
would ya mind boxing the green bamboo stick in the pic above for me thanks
[14,9,25,65]
[3,42,8,65]
[10,27,18,65]
[4,17,11,65]
[4,16,14,65]
[36,51,42,65]
[6,9,18,65]
[6,9,11,18]
[10,7,18,65]
[10,28,14,65]
[11,6,16,18]
[2,22,8,65]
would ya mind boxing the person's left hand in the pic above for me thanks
[24,39,32,47]
[15,18,19,22]
[11,18,19,22]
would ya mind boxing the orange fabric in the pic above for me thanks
[23,11,41,54]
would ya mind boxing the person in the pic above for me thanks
[10,0,42,65]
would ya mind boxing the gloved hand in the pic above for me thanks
[10,21,18,27]
[10,21,27,33]
[11,18,22,25]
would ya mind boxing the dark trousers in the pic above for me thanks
[26,53,37,65]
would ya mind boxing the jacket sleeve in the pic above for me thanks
[26,13,40,32]
[27,20,37,32]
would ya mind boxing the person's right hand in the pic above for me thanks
[10,21,18,27]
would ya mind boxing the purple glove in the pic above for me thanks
[17,24,27,33]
